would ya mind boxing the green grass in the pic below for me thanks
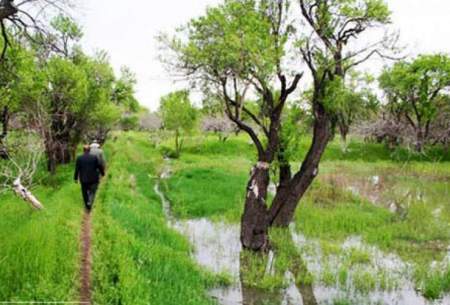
[422,269,450,299]
[239,228,316,290]
[0,165,83,302]
[164,166,247,221]
[91,132,219,305]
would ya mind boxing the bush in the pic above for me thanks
[159,146,179,159]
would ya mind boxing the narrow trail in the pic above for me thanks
[79,211,92,305]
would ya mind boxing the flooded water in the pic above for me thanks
[320,169,449,216]
[154,163,450,305]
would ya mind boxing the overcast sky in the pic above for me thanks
[79,0,450,111]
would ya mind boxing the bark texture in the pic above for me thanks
[0,105,9,159]
[270,104,332,227]
[240,162,271,251]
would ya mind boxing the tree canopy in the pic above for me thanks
[379,54,450,151]
[159,90,197,156]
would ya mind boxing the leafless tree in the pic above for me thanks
[359,109,450,153]
[0,128,44,209]
[201,116,237,142]
[430,110,450,152]
[140,112,162,131]
[0,0,73,60]
[357,114,410,149]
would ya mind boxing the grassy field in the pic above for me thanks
[1,131,449,304]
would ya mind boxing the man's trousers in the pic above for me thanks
[81,183,99,211]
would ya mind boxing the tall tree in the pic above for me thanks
[159,90,197,157]
[335,73,379,147]
[162,0,393,251]
[43,56,88,172]
[269,0,393,228]
[0,38,36,159]
[379,54,450,152]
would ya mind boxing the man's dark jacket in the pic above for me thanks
[74,153,105,184]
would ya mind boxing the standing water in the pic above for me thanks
[154,161,450,305]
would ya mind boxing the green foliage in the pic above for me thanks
[379,54,450,121]
[420,267,450,300]
[304,0,390,42]
[119,115,140,131]
[112,67,140,112]
[160,90,197,132]
[158,132,450,298]
[159,145,179,159]
[50,14,83,45]
[165,167,247,220]
[340,0,390,22]
[159,90,197,155]
[278,104,311,163]
[175,0,282,79]
[46,56,89,111]
[0,41,40,112]
[0,15,140,173]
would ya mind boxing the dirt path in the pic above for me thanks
[79,211,92,305]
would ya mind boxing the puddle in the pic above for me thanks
[154,162,450,305]
[320,170,449,216]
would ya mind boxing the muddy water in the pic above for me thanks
[154,164,450,305]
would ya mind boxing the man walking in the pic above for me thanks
[90,139,105,168]
[74,145,105,212]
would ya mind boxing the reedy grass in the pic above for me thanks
[0,165,83,302]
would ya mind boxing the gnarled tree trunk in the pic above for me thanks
[269,105,332,227]
[240,161,271,251]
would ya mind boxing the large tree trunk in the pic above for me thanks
[269,106,332,227]
[45,110,74,173]
[339,122,349,144]
[0,105,9,159]
[46,140,71,174]
[240,162,271,251]
[415,129,425,152]
[174,129,180,157]
[55,141,72,164]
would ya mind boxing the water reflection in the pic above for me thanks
[173,218,450,305]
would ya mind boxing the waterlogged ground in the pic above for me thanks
[158,149,450,305]
[319,162,450,219]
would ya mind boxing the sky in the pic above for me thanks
[79,0,450,111]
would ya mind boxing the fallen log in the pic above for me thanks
[12,178,44,210]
